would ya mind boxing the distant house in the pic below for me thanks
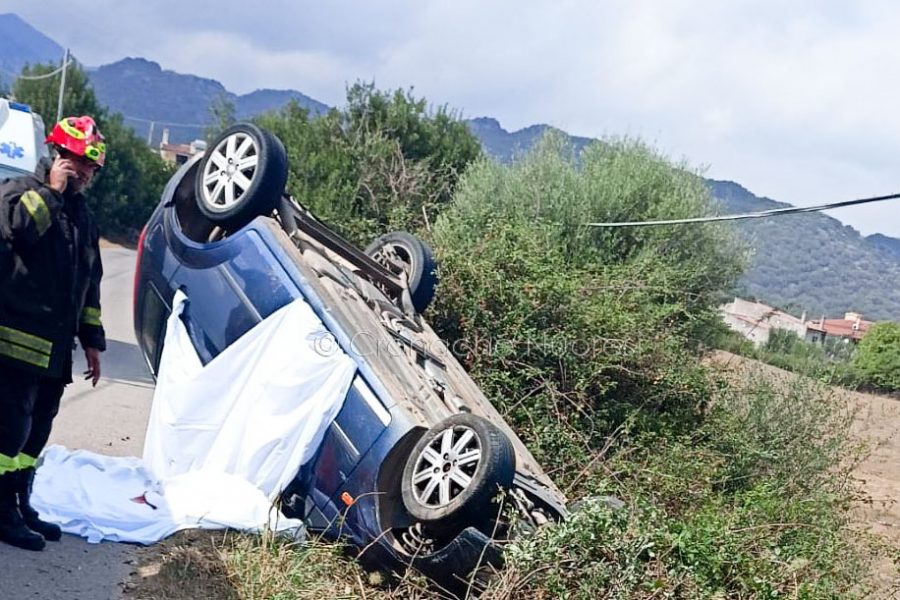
[805,312,873,344]
[719,298,807,347]
[158,128,206,165]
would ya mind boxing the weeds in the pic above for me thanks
[488,374,872,599]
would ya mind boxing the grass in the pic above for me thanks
[225,533,373,600]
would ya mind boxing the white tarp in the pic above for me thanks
[31,290,357,544]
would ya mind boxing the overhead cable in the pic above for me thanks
[123,115,206,128]
[1,61,72,81]
[585,192,900,228]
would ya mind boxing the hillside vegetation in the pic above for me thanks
[711,180,900,321]
[0,13,62,88]
[466,117,596,164]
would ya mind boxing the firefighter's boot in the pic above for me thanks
[15,468,60,541]
[0,472,44,551]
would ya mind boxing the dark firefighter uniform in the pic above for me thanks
[0,171,106,549]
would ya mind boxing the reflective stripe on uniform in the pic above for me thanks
[15,454,36,469]
[0,340,50,369]
[20,190,51,235]
[0,453,19,475]
[0,326,52,354]
[81,306,102,327]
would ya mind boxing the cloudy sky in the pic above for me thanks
[7,0,900,236]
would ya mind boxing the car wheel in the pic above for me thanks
[194,123,288,230]
[364,232,438,313]
[401,414,515,533]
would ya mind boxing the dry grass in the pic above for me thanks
[123,528,458,600]
[224,531,372,600]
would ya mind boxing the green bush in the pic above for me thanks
[430,134,745,476]
[426,136,873,598]
[706,323,757,357]
[852,322,900,391]
[255,83,482,245]
[764,328,806,355]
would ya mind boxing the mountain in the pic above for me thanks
[0,13,64,88]
[88,58,329,145]
[466,117,594,163]
[708,180,900,321]
[235,89,328,121]
[866,233,900,260]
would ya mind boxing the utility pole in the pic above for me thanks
[147,120,155,146]
[56,48,69,122]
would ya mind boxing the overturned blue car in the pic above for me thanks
[133,123,567,592]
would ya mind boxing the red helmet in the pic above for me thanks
[45,115,107,167]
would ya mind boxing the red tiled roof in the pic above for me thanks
[806,318,873,340]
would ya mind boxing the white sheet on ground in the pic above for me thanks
[32,290,357,544]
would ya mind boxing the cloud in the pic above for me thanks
[6,0,900,236]
[151,31,354,104]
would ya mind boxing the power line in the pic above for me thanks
[0,60,73,81]
[122,114,206,128]
[585,192,900,228]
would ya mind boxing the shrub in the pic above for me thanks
[255,83,482,245]
[211,131,874,599]
[852,322,900,391]
[430,134,745,480]
[720,327,862,391]
[488,374,869,599]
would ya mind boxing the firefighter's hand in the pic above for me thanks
[83,347,101,387]
[49,157,77,194]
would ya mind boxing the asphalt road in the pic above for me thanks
[0,247,155,600]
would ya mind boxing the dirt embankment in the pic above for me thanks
[842,380,899,595]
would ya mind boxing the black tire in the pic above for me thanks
[401,414,515,532]
[364,232,438,313]
[194,123,288,230]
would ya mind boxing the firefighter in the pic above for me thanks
[0,115,107,550]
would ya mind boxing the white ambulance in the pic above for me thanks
[0,99,49,180]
